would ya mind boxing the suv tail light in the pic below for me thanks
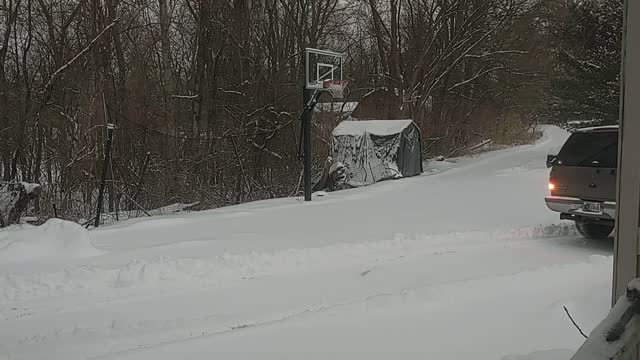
[548,182,556,191]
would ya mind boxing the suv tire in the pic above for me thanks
[575,219,614,239]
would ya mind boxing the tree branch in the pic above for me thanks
[43,20,119,91]
[448,66,506,92]
[563,306,588,339]
[251,141,283,160]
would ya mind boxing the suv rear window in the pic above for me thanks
[556,131,618,168]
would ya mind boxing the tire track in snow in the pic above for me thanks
[0,223,582,307]
[1,225,608,359]
[86,254,612,360]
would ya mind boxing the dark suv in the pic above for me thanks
[545,126,618,239]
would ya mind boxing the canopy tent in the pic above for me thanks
[332,120,423,187]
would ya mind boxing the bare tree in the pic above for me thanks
[0,0,552,223]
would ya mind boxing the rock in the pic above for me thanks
[313,157,348,192]
[0,182,42,227]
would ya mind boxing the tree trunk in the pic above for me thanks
[192,0,210,137]
[33,126,43,212]
[367,0,389,76]
[105,0,127,113]
[159,0,174,124]
[389,0,402,88]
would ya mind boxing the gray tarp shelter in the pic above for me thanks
[332,119,422,187]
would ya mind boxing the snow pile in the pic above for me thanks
[0,219,104,263]
[0,224,586,303]
[21,182,41,194]
[495,223,579,240]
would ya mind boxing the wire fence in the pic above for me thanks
[86,117,307,226]
[0,91,359,229]
[5,103,343,228]
[2,94,540,229]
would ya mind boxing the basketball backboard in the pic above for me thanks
[305,48,344,90]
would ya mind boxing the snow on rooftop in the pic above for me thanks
[332,119,414,137]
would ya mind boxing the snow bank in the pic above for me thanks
[0,224,582,303]
[0,219,104,263]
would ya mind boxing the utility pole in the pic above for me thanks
[95,123,115,228]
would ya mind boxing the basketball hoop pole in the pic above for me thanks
[302,88,313,201]
[299,84,346,201]
[302,48,344,202]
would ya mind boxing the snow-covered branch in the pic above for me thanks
[43,20,119,91]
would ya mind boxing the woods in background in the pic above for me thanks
[547,0,622,125]
[0,0,622,223]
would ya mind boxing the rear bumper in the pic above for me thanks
[545,196,616,220]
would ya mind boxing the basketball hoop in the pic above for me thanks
[323,80,349,99]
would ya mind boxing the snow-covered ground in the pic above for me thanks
[0,126,613,360]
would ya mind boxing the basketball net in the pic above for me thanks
[323,80,349,99]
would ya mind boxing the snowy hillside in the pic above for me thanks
[0,126,613,360]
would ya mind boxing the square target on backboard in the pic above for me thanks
[305,48,344,90]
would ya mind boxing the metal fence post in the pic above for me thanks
[95,124,115,228]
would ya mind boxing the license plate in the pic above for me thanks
[583,201,603,213]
